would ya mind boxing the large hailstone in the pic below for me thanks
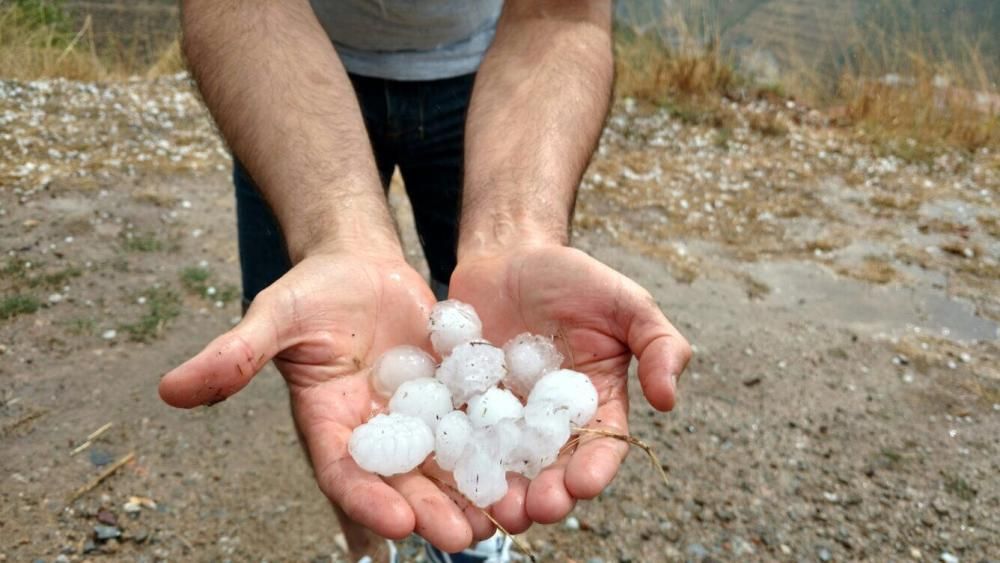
[526,369,599,427]
[372,345,437,397]
[504,414,571,479]
[428,300,482,357]
[454,443,509,508]
[467,387,523,428]
[348,413,434,476]
[434,410,473,471]
[502,333,564,397]
[388,378,453,430]
[435,342,506,406]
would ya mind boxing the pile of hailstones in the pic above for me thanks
[349,300,598,508]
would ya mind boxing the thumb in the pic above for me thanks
[159,298,280,408]
[620,285,692,412]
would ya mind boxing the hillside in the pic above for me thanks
[617,0,1000,87]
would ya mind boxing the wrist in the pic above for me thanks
[288,209,403,264]
[457,215,568,262]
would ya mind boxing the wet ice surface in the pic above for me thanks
[428,299,483,357]
[348,413,435,476]
[503,333,564,398]
[435,341,506,407]
[372,345,437,397]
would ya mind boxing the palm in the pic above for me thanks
[450,245,691,524]
[160,254,481,551]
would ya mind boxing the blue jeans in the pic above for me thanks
[234,72,475,305]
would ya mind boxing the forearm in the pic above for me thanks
[181,0,398,262]
[459,0,613,258]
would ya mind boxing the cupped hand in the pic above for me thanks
[449,244,692,528]
[158,252,483,552]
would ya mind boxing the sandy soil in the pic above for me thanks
[1,78,998,562]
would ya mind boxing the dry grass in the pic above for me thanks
[613,2,999,154]
[0,1,183,80]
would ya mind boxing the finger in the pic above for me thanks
[524,455,576,524]
[383,472,473,553]
[565,399,629,500]
[490,473,532,535]
[620,286,692,412]
[420,461,496,542]
[158,296,282,408]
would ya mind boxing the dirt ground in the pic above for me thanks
[1,77,998,562]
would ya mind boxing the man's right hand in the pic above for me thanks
[158,251,490,552]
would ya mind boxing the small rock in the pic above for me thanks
[940,552,959,563]
[564,516,580,530]
[818,546,832,561]
[82,539,98,553]
[48,293,63,303]
[123,501,142,514]
[103,538,120,553]
[88,448,114,467]
[93,524,122,541]
[587,558,605,563]
[55,555,70,563]
[101,329,117,340]
[779,544,792,555]
[131,528,149,543]
[931,498,950,516]
[96,508,117,526]
[686,543,709,559]
[910,547,922,559]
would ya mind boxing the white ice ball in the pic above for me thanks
[467,387,524,428]
[388,378,453,430]
[348,413,434,476]
[428,299,483,357]
[478,418,522,463]
[526,369,599,427]
[454,443,509,508]
[434,410,473,471]
[372,345,437,397]
[435,342,506,406]
[504,414,571,478]
[502,333,563,397]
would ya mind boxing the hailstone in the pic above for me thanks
[371,345,436,397]
[467,387,523,428]
[454,443,509,507]
[435,342,506,406]
[348,413,434,476]
[434,410,473,471]
[504,415,571,478]
[388,378,453,430]
[428,300,482,356]
[526,369,599,427]
[502,333,563,397]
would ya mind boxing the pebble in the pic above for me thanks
[96,508,117,526]
[686,543,709,559]
[817,546,832,561]
[101,329,117,340]
[587,558,605,563]
[89,448,114,467]
[123,501,142,513]
[48,293,63,303]
[564,516,581,530]
[93,524,122,541]
[940,552,959,563]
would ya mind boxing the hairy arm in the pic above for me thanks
[181,0,397,261]
[459,0,613,257]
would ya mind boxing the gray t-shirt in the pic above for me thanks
[310,0,503,81]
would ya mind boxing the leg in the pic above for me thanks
[395,73,476,292]
[234,159,292,309]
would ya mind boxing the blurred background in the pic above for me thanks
[1,1,997,561]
